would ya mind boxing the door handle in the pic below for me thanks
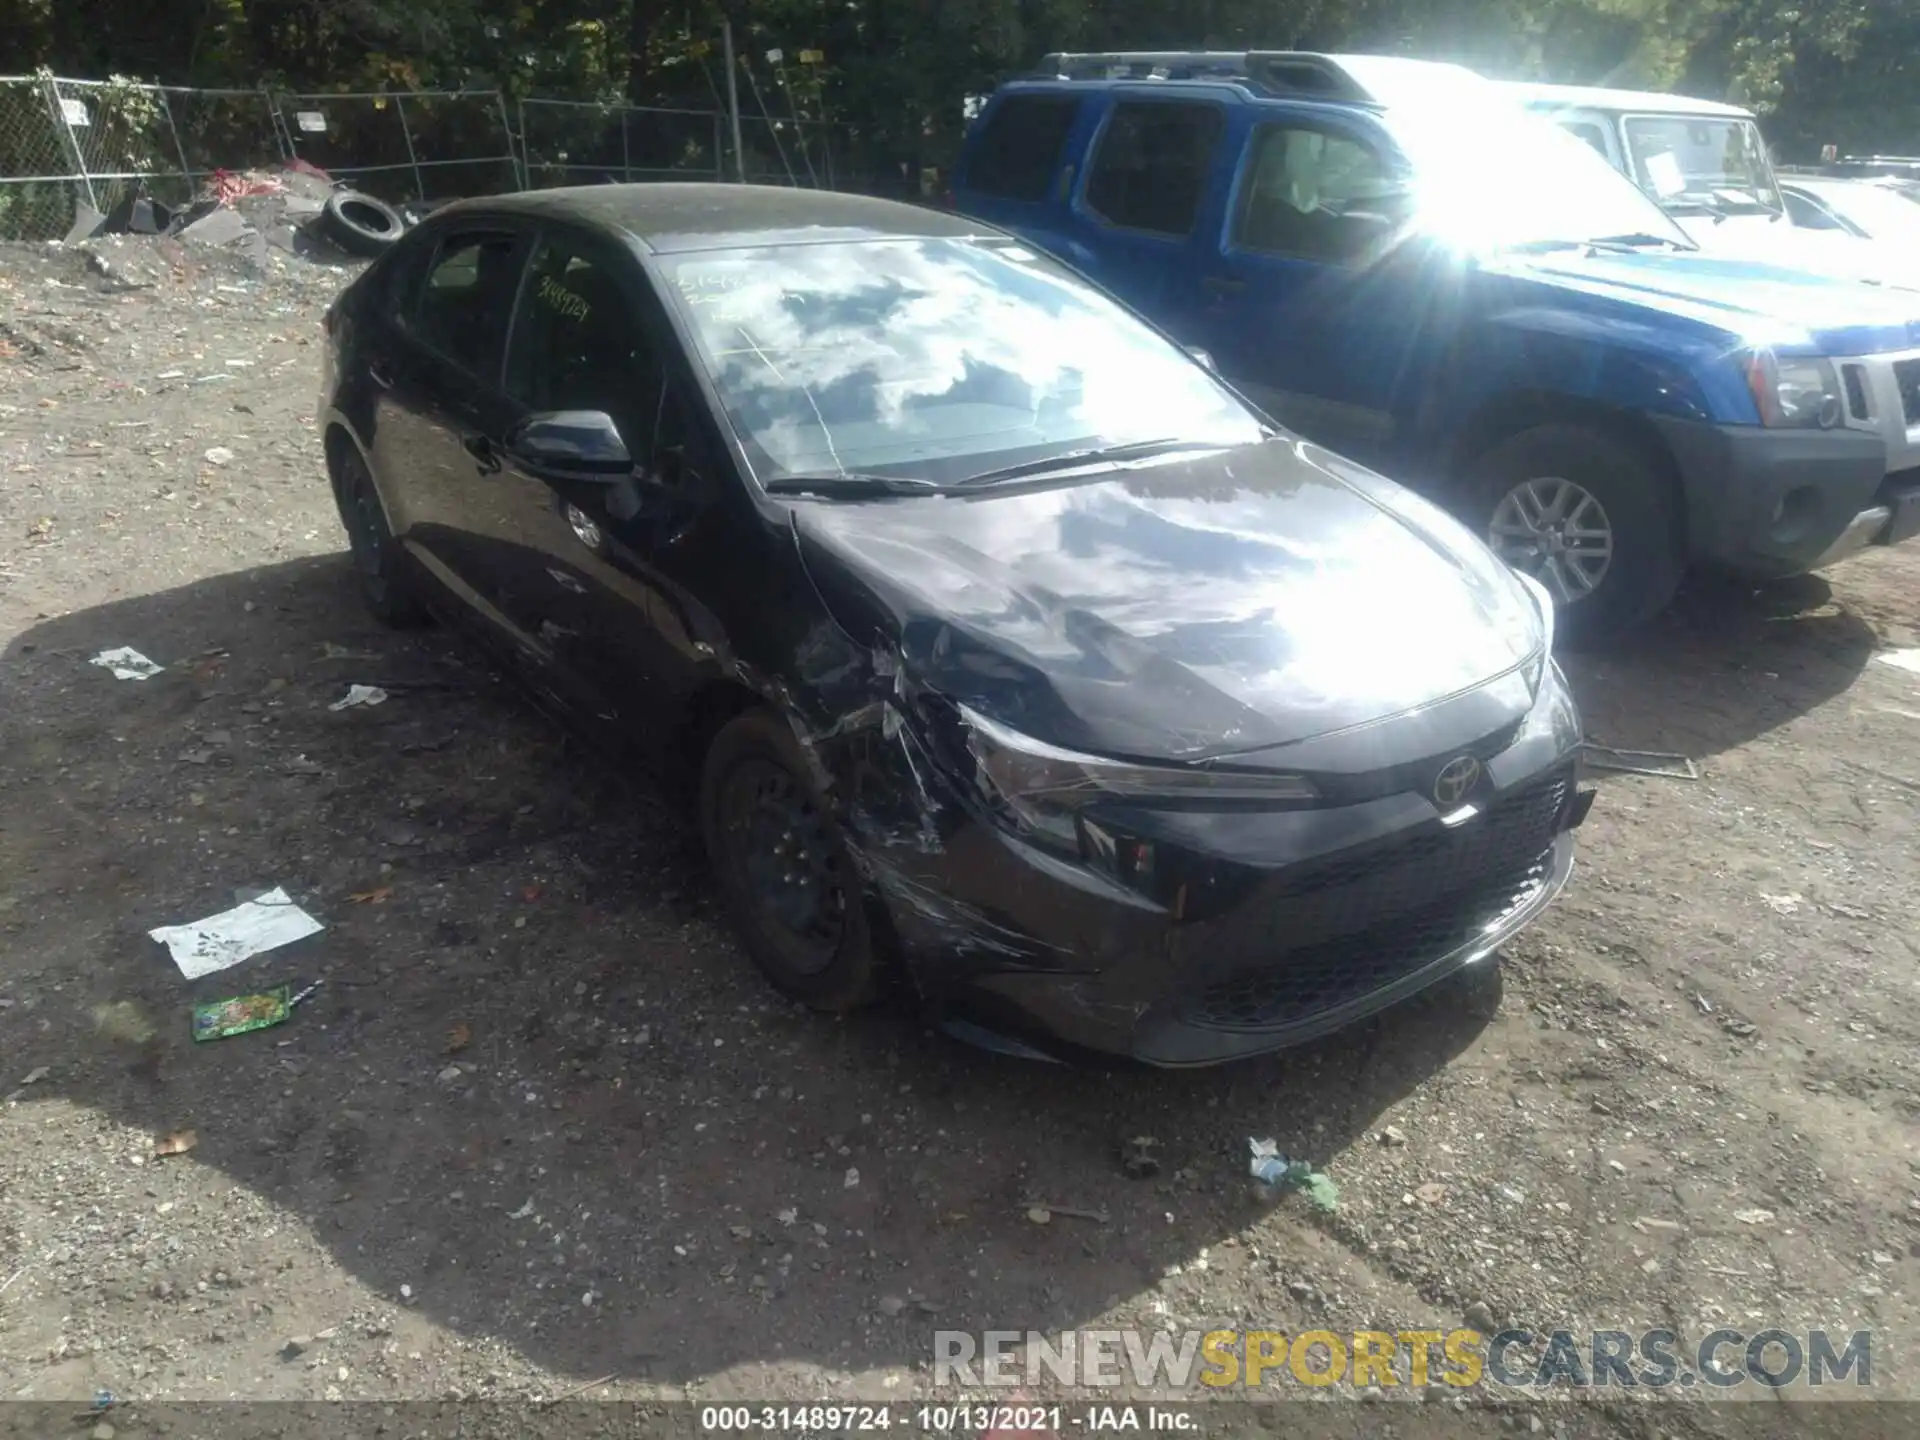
[367,361,394,390]
[463,434,501,474]
[1203,276,1247,294]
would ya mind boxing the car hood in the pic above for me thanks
[1491,246,1920,356]
[1671,213,1920,292]
[791,439,1544,764]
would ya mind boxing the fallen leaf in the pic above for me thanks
[155,1129,198,1157]
[347,886,393,905]
[446,1023,471,1054]
[521,884,543,903]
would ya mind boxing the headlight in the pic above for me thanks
[1743,350,1843,429]
[956,705,1317,845]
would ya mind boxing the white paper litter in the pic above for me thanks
[328,684,388,711]
[1875,648,1920,676]
[91,647,163,680]
[148,887,324,980]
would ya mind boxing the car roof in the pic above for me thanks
[429,182,996,255]
[1499,81,1753,119]
[1007,51,1492,111]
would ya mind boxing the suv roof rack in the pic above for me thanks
[1032,50,1377,102]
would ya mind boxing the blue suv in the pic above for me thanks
[954,51,1920,641]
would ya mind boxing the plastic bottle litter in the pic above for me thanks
[1248,1137,1339,1212]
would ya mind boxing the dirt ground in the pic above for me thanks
[2,234,1918,1438]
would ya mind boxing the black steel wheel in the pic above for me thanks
[334,446,428,628]
[700,710,879,1009]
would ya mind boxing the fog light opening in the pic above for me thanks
[1769,485,1823,546]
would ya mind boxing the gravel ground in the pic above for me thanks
[1,234,1917,1437]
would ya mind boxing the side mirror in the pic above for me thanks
[1186,345,1217,373]
[506,410,632,478]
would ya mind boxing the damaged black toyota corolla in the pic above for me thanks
[318,184,1592,1065]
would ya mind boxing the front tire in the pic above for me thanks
[1468,424,1684,647]
[699,710,879,1010]
[334,446,428,629]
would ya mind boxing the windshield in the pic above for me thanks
[658,238,1265,487]
[1805,182,1920,244]
[1380,99,1693,252]
[1623,115,1781,215]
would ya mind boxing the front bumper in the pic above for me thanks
[1650,415,1902,577]
[852,675,1591,1067]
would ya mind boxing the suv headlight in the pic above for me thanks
[1744,350,1843,429]
[955,705,1317,846]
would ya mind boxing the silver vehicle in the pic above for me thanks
[1502,81,1920,495]
[1502,83,1920,287]
[1781,175,1920,245]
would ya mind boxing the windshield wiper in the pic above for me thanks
[764,472,949,499]
[1508,234,1690,255]
[956,438,1237,488]
[1583,232,1695,251]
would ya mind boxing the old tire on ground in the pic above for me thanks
[318,190,404,257]
[1468,423,1684,647]
[699,710,880,1010]
[333,445,428,628]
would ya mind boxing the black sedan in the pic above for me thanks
[317,183,1591,1065]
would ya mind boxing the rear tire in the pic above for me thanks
[1467,423,1684,647]
[334,446,428,629]
[699,711,880,1010]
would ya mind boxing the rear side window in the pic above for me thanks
[1085,101,1224,236]
[966,95,1081,202]
[406,231,523,382]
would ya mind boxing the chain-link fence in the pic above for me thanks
[0,75,293,238]
[0,76,77,239]
[273,90,517,204]
[1,71,910,242]
[520,98,723,188]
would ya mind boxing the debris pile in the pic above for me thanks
[62,159,409,271]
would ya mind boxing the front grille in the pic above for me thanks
[1257,770,1569,946]
[1181,769,1571,1033]
[1894,358,1920,426]
[1184,855,1554,1031]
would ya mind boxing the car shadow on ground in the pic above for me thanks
[0,555,1517,1389]
[0,551,1869,1392]
[1558,571,1879,762]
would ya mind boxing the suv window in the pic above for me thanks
[1085,102,1223,235]
[410,231,522,380]
[1782,190,1842,230]
[1233,125,1411,263]
[505,234,666,460]
[967,95,1081,202]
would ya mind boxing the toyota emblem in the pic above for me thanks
[1432,755,1483,808]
